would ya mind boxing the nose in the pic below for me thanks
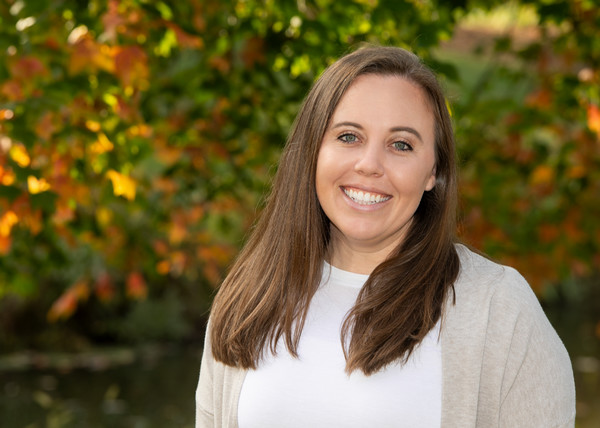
[354,143,384,176]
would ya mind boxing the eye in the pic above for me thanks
[392,141,412,152]
[338,133,359,144]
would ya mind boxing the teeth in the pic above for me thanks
[343,188,390,205]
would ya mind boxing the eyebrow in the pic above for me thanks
[331,121,424,143]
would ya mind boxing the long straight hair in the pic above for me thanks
[209,45,460,375]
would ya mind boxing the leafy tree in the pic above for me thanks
[0,0,597,349]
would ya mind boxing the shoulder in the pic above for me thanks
[453,243,541,316]
[448,244,573,381]
[446,244,575,425]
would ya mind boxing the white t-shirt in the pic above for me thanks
[237,262,442,428]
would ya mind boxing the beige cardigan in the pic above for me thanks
[196,246,576,427]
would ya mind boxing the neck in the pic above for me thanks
[328,234,399,275]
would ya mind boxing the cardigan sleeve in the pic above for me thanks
[488,267,576,427]
[196,327,215,428]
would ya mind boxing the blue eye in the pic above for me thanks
[339,133,358,143]
[393,141,412,151]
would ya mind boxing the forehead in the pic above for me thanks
[331,74,435,138]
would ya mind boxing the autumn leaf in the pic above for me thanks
[126,271,147,300]
[530,165,555,186]
[0,165,16,185]
[68,35,115,75]
[101,0,127,43]
[241,37,265,68]
[90,133,114,154]
[9,56,48,80]
[0,210,18,237]
[34,111,59,141]
[95,272,116,302]
[156,260,170,275]
[0,80,24,101]
[27,176,51,194]
[51,202,75,225]
[85,120,102,132]
[587,103,600,138]
[164,21,204,49]
[0,235,11,255]
[114,45,149,90]
[106,169,136,200]
[525,88,552,109]
[47,280,89,322]
[9,144,31,167]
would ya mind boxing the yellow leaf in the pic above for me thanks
[85,120,101,132]
[96,206,113,227]
[27,175,51,194]
[90,132,114,154]
[9,144,30,167]
[106,169,136,200]
[0,210,18,237]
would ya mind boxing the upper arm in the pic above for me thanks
[196,327,215,428]
[496,271,576,427]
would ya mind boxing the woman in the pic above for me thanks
[196,46,575,427]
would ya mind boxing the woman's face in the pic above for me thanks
[315,74,437,263]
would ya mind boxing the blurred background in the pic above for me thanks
[0,0,598,426]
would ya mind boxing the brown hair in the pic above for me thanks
[209,45,460,375]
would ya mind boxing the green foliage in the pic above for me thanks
[0,0,598,349]
[444,1,600,290]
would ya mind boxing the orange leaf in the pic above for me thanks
[34,111,59,141]
[0,234,12,255]
[525,89,552,109]
[90,133,114,154]
[164,21,204,49]
[9,57,48,80]
[126,271,147,300]
[47,281,89,322]
[23,209,43,235]
[95,272,115,302]
[47,291,78,322]
[101,0,126,43]
[0,211,18,237]
[156,260,170,275]
[530,165,555,186]
[114,46,149,90]
[0,80,24,101]
[587,104,600,137]
[566,164,586,179]
[51,202,75,225]
[241,37,265,68]
[68,36,115,75]
[0,165,16,185]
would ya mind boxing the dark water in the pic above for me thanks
[1,313,598,428]
[0,346,200,428]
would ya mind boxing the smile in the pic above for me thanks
[342,187,391,205]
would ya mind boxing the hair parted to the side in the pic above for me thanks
[209,45,460,375]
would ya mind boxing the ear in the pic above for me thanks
[425,166,436,191]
